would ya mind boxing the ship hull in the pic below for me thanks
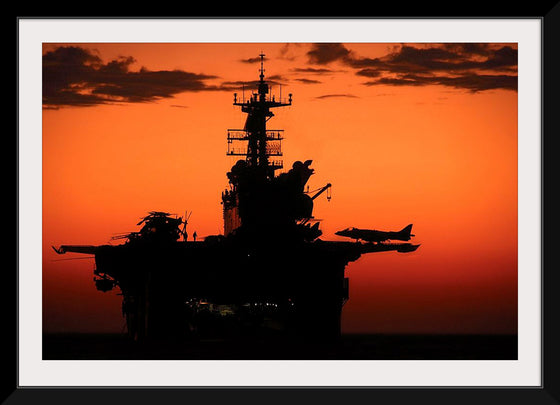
[93,239,364,341]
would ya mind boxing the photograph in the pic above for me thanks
[41,41,519,361]
[15,16,551,395]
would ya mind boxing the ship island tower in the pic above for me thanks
[222,53,297,236]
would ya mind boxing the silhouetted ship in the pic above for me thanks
[53,54,419,342]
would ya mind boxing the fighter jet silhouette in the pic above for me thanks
[335,224,414,243]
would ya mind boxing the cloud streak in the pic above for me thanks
[220,78,286,90]
[240,56,267,64]
[294,78,322,84]
[315,94,358,100]
[43,46,224,108]
[364,73,517,92]
[291,67,335,74]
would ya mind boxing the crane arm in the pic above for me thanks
[310,183,332,201]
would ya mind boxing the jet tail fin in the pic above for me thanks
[399,224,414,238]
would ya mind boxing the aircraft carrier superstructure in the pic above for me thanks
[53,54,419,342]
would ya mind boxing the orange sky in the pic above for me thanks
[42,43,518,334]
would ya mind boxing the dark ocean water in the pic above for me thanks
[42,333,517,360]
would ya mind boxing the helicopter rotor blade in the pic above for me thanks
[52,256,96,262]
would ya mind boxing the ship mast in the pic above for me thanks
[227,53,292,179]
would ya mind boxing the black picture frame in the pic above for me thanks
[12,10,557,404]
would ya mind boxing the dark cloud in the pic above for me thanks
[441,43,493,56]
[43,46,222,108]
[355,69,382,78]
[306,43,518,92]
[347,45,518,73]
[315,94,358,100]
[307,43,351,65]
